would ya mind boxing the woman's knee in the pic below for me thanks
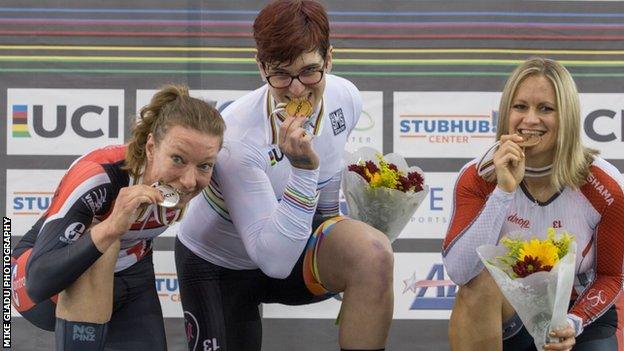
[344,223,394,287]
[455,269,502,306]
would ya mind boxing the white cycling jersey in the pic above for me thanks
[178,74,361,278]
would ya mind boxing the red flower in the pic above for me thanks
[408,171,424,192]
[348,164,370,182]
[511,255,553,278]
[365,160,379,174]
[347,157,425,193]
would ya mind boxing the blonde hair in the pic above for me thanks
[495,57,597,189]
[124,84,225,178]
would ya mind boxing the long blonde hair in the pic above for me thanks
[496,57,597,189]
[124,84,225,178]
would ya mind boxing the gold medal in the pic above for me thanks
[285,99,313,118]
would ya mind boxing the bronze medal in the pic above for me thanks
[517,133,541,147]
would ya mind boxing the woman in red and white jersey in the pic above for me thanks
[11,85,225,350]
[443,57,624,351]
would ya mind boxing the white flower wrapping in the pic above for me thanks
[341,147,429,242]
[476,241,577,350]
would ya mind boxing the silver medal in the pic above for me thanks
[154,183,179,208]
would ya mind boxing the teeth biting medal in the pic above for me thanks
[517,131,541,147]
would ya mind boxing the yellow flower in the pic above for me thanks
[519,239,560,267]
[369,172,382,187]
[547,228,575,259]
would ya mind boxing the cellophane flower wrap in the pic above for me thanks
[476,229,577,350]
[342,146,428,242]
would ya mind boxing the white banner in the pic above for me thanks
[394,91,624,160]
[399,172,455,239]
[579,93,624,159]
[345,91,383,153]
[394,92,499,158]
[7,89,124,155]
[154,251,183,318]
[6,169,66,237]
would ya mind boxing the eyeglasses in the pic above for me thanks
[264,67,325,89]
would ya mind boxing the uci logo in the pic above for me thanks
[7,89,124,155]
[268,147,284,166]
[10,104,119,139]
[584,109,623,142]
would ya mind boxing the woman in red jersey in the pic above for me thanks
[11,84,225,350]
[443,58,624,351]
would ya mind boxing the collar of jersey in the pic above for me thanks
[264,91,325,145]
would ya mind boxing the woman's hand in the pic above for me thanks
[494,134,526,193]
[279,115,319,170]
[92,184,163,252]
[105,184,163,235]
[543,324,575,350]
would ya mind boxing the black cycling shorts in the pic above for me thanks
[12,249,167,350]
[175,237,334,351]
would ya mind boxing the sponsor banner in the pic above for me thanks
[394,92,499,158]
[394,91,624,160]
[6,169,66,237]
[345,91,383,152]
[399,172,455,239]
[7,89,124,155]
[262,253,454,319]
[137,89,383,152]
[580,93,624,159]
[154,251,183,318]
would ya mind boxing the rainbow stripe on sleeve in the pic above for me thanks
[282,185,319,214]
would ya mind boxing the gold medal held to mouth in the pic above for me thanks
[285,99,313,118]
[517,133,541,147]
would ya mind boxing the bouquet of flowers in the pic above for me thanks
[342,146,428,242]
[476,229,577,350]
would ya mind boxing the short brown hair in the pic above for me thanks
[124,84,225,178]
[253,0,330,66]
